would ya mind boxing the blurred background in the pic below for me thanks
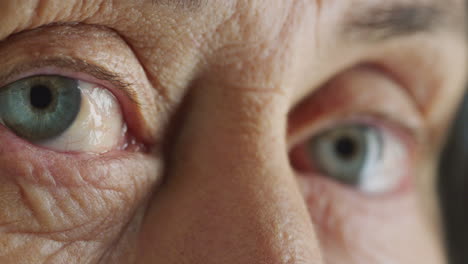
[439,91,468,264]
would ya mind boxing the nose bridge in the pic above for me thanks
[140,83,323,263]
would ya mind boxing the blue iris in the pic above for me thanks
[0,75,81,141]
[309,124,382,186]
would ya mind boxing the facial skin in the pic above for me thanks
[0,0,466,263]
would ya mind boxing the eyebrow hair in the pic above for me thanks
[151,0,204,9]
[344,3,446,41]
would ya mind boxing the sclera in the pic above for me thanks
[40,80,126,153]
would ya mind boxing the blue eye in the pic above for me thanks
[0,75,81,141]
[309,124,382,187]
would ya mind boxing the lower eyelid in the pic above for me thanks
[290,118,416,195]
[0,123,161,195]
[299,170,419,258]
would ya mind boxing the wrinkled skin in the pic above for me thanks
[0,0,466,263]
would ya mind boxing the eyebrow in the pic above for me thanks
[344,3,447,41]
[151,0,203,9]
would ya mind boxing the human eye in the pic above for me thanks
[286,65,433,257]
[288,66,420,197]
[293,122,408,194]
[0,24,164,258]
[0,74,125,153]
[0,24,164,156]
[286,61,454,263]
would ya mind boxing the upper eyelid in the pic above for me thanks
[0,57,140,106]
[0,23,166,144]
[288,114,416,150]
[287,66,426,150]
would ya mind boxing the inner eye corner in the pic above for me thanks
[30,84,53,109]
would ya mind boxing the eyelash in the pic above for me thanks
[0,67,146,153]
[289,115,415,195]
[286,65,424,197]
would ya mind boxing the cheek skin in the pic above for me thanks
[298,175,446,264]
[0,123,162,261]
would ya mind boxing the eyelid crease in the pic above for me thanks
[287,66,426,151]
[0,57,140,107]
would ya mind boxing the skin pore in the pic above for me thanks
[0,0,466,263]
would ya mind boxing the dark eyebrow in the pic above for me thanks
[344,3,446,41]
[151,0,203,9]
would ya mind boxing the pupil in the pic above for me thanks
[30,85,53,109]
[335,136,357,160]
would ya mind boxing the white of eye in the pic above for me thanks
[39,80,126,153]
[359,128,407,194]
[311,124,408,194]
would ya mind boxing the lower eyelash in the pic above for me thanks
[289,116,415,196]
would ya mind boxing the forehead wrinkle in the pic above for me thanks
[0,0,111,39]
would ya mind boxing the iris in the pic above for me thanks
[309,124,382,186]
[0,75,81,141]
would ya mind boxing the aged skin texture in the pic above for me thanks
[0,0,466,263]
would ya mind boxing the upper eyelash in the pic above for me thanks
[288,112,419,152]
[0,57,141,107]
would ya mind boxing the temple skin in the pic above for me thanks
[0,0,466,263]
